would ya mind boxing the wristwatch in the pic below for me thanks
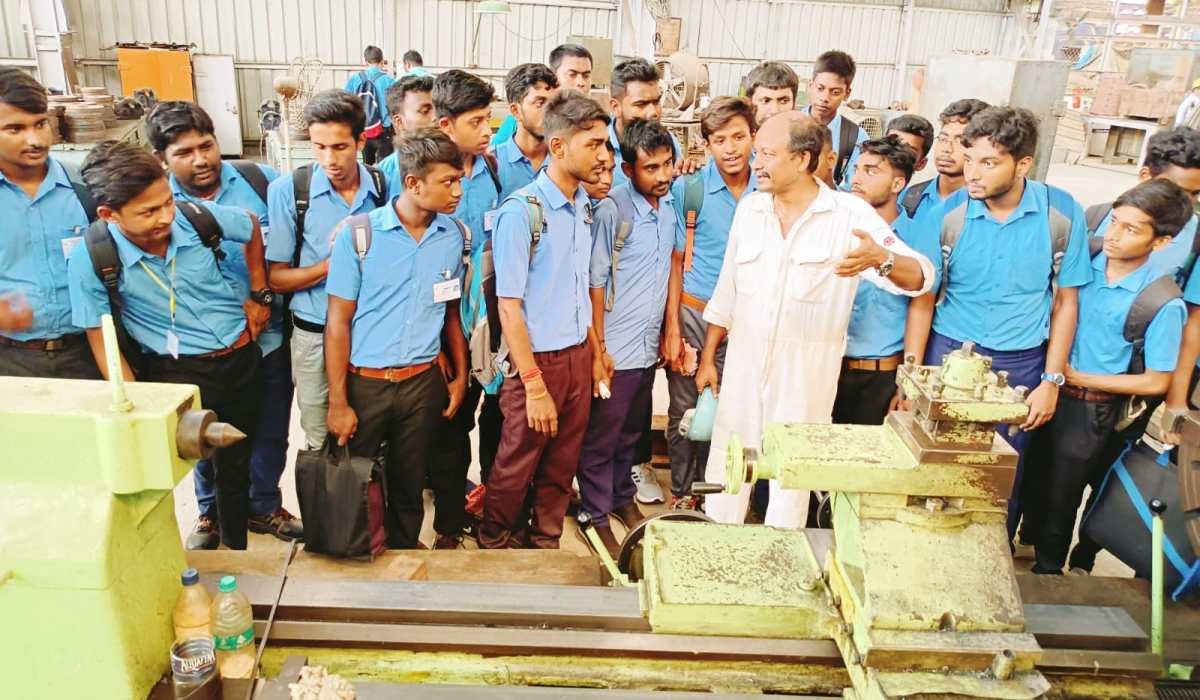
[876,251,895,278]
[251,288,275,307]
[1040,372,1065,387]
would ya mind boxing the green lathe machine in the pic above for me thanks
[0,318,244,699]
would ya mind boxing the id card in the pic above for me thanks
[433,278,461,303]
[166,330,180,359]
[61,235,83,259]
[483,209,498,234]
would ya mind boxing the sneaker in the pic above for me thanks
[186,515,220,550]
[248,508,304,542]
[630,463,665,504]
[433,533,463,550]
[671,494,699,511]
[1013,542,1036,560]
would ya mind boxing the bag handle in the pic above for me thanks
[321,433,353,466]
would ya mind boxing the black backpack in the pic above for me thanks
[228,159,270,204]
[85,200,225,375]
[899,178,934,219]
[832,116,860,189]
[354,72,385,137]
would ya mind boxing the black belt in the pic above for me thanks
[0,332,86,352]
[291,313,325,334]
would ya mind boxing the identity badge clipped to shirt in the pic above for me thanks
[166,329,180,359]
[433,268,461,303]
[483,209,498,235]
[61,229,84,259]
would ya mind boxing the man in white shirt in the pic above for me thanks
[1175,79,1200,128]
[694,111,935,527]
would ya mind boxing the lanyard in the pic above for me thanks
[138,257,177,327]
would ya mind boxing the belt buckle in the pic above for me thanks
[385,367,401,382]
[44,339,65,352]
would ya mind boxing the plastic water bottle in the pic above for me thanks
[209,575,256,679]
[173,568,212,642]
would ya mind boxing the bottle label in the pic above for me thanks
[213,627,255,651]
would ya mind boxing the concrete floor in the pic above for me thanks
[173,158,1141,575]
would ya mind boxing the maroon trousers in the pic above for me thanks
[480,341,593,549]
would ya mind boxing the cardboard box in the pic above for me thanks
[656,17,682,55]
[1090,74,1126,116]
[1121,84,1183,121]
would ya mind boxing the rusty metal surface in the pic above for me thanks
[1023,604,1147,651]
[1177,413,1200,555]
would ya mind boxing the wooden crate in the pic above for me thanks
[1121,84,1183,121]
[1090,74,1126,116]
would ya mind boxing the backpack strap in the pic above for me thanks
[935,198,970,306]
[1085,201,1113,235]
[84,219,141,372]
[453,219,472,264]
[900,179,932,220]
[1088,235,1105,258]
[57,160,98,223]
[833,116,859,188]
[1046,184,1076,295]
[346,213,372,265]
[681,172,704,273]
[365,165,387,208]
[1123,275,1183,375]
[605,189,638,312]
[176,200,225,263]
[501,193,544,261]
[481,152,502,199]
[291,164,313,269]
[229,160,270,204]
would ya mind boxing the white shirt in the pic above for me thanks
[1176,92,1200,128]
[701,184,935,527]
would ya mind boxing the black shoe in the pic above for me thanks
[247,508,304,541]
[433,533,463,550]
[186,515,220,550]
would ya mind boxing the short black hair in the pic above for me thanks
[812,50,856,85]
[432,69,495,120]
[1114,178,1195,238]
[543,89,610,141]
[744,62,798,101]
[80,140,166,210]
[611,58,659,99]
[304,89,366,140]
[0,67,47,115]
[784,116,827,173]
[1145,127,1200,177]
[403,50,423,66]
[619,118,674,166]
[860,135,917,184]
[395,127,463,180]
[961,106,1039,161]
[386,74,434,118]
[549,44,592,71]
[363,45,383,64]
[505,63,558,105]
[886,114,934,159]
[939,98,990,126]
[145,101,215,152]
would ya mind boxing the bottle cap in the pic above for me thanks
[181,568,199,586]
[218,575,237,593]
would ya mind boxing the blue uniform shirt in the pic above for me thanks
[1090,209,1199,282]
[905,175,955,237]
[669,161,756,302]
[1070,254,1185,375]
[344,67,396,128]
[0,157,91,341]
[327,205,464,368]
[379,152,403,200]
[265,163,384,325]
[493,170,592,352]
[491,113,517,146]
[456,154,500,254]
[67,202,254,355]
[806,107,868,192]
[931,180,1093,351]
[170,161,284,356]
[609,121,682,190]
[590,185,677,370]
[494,137,549,201]
[846,209,942,359]
[1181,251,1200,368]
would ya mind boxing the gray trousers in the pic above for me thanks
[0,338,100,380]
[665,304,726,498]
[290,326,328,449]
